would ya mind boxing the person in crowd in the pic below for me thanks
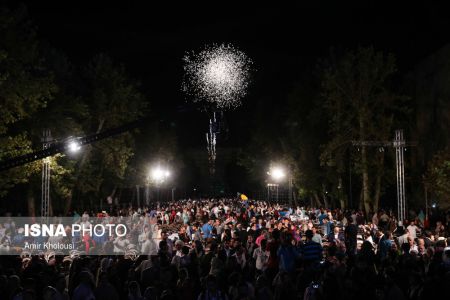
[95,271,119,300]
[407,220,419,240]
[397,227,410,246]
[311,227,323,246]
[197,275,228,300]
[201,219,214,240]
[277,232,299,274]
[328,225,344,244]
[300,230,323,264]
[72,271,95,300]
[127,281,143,300]
[322,217,332,236]
[377,229,392,260]
[407,236,418,254]
[435,220,445,237]
[0,197,447,300]
[253,238,269,273]
[344,216,358,257]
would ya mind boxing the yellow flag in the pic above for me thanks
[240,194,248,201]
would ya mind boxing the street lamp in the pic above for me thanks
[149,166,171,202]
[267,165,294,206]
[41,133,83,219]
[150,167,170,183]
[67,140,81,153]
[267,166,286,203]
[267,167,286,182]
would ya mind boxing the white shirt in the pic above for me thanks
[372,214,379,225]
[213,207,219,216]
[253,247,269,270]
[407,225,418,239]
[139,230,149,244]
[398,233,409,245]
[141,239,158,256]
[151,225,161,240]
[409,244,418,252]
[113,237,130,253]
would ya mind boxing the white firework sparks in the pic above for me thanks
[182,44,252,109]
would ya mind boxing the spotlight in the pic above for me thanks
[268,167,285,181]
[68,141,81,153]
[150,167,170,183]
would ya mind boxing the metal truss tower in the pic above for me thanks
[41,129,52,219]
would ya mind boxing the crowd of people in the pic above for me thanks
[0,198,449,300]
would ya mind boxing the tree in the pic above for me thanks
[238,70,330,206]
[424,148,450,208]
[0,8,155,214]
[68,54,148,211]
[282,75,330,208]
[321,47,409,215]
[0,6,57,196]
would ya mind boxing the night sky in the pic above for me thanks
[10,1,450,195]
[21,3,450,116]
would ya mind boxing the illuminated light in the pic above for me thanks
[68,141,81,153]
[150,167,170,183]
[269,167,285,181]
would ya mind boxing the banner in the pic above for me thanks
[0,216,170,257]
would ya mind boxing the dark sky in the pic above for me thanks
[9,1,450,194]
[18,1,450,144]
[22,2,450,68]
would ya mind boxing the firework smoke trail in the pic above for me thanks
[182,44,252,109]
[206,113,217,174]
[183,44,252,176]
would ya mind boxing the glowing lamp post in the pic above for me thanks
[151,168,170,184]
[267,166,294,205]
[149,167,171,202]
[267,166,286,203]
[268,167,286,182]
[67,140,81,153]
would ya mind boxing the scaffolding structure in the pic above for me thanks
[41,130,52,220]
[394,130,406,222]
[352,129,414,222]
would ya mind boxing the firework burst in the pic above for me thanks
[182,44,252,110]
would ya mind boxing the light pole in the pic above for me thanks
[266,165,295,206]
[351,129,416,222]
[41,132,82,219]
[41,130,52,220]
[267,183,279,202]
[267,166,286,204]
[149,166,171,202]
[288,173,293,207]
